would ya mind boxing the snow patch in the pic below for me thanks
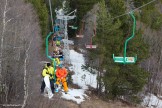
[61,49,97,104]
[61,89,88,104]
[69,50,97,89]
[142,93,162,108]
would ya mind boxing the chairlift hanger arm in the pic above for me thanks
[46,32,54,61]
[66,9,77,16]
[124,12,136,58]
[113,12,137,64]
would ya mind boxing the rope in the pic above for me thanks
[112,0,157,19]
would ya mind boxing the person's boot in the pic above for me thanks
[54,84,59,93]
[64,90,68,94]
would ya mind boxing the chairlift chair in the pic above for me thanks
[76,21,84,38]
[113,12,137,64]
[76,34,84,38]
[85,22,97,49]
[69,25,78,30]
[69,16,78,30]
[85,37,97,49]
[85,44,97,49]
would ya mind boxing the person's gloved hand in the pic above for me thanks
[49,74,53,77]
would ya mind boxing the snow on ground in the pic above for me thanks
[142,93,162,108]
[61,89,88,104]
[61,49,97,104]
[69,50,97,89]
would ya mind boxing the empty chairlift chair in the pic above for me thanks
[113,12,137,64]
[69,17,78,30]
[76,21,84,38]
[85,22,97,49]
[85,37,97,49]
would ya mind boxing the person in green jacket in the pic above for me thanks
[41,63,55,94]
[51,58,60,66]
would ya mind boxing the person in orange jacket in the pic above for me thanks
[55,64,68,93]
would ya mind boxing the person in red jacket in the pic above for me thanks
[55,64,68,93]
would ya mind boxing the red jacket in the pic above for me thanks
[56,68,67,78]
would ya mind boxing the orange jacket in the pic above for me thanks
[56,68,68,78]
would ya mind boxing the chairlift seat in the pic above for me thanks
[112,12,137,64]
[72,26,78,29]
[69,25,78,30]
[69,25,73,27]
[113,54,137,64]
[86,45,97,49]
[76,35,83,38]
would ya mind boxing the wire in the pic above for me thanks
[75,0,157,22]
[48,0,54,32]
[112,0,157,19]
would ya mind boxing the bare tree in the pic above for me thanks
[0,0,40,107]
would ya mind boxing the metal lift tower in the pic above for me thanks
[55,9,77,64]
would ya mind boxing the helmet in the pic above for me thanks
[47,63,51,67]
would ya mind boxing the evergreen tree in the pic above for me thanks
[134,0,162,30]
[68,0,100,37]
[89,0,149,103]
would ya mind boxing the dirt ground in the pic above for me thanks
[50,92,144,108]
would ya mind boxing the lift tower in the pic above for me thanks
[56,9,77,64]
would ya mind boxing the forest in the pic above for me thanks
[0,0,162,107]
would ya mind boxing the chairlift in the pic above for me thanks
[72,26,78,30]
[69,25,78,30]
[76,21,84,38]
[113,12,137,64]
[85,22,97,49]
[76,34,84,38]
[69,16,78,30]
[85,37,97,49]
[85,44,97,49]
[69,25,73,27]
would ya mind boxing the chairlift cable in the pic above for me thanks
[112,0,157,20]
[48,0,54,32]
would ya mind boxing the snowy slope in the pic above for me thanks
[61,89,88,104]
[61,50,97,104]
[69,50,97,89]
